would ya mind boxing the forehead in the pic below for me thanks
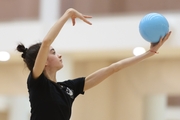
[49,46,53,49]
[49,46,54,50]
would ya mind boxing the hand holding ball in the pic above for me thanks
[139,13,169,43]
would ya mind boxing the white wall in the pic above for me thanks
[0,11,179,54]
[0,11,179,120]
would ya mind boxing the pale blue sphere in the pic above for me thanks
[139,13,169,43]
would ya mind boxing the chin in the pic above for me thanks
[58,65,63,70]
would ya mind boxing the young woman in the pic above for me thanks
[16,8,171,120]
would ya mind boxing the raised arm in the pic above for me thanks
[84,31,171,91]
[33,8,92,79]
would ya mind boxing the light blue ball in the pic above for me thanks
[139,13,169,43]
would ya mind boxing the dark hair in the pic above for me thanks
[16,42,41,71]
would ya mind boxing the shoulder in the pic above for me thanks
[28,71,46,82]
[27,71,48,88]
[58,77,86,97]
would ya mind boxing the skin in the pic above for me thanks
[32,8,172,92]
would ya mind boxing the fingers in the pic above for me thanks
[164,31,171,40]
[69,9,92,25]
[71,15,92,26]
[163,31,171,40]
[80,15,92,25]
[161,31,172,43]
[158,31,172,44]
[83,15,92,25]
[83,15,93,18]
[149,31,172,52]
[83,19,92,25]
[71,18,76,26]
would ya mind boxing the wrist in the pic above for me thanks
[66,8,75,16]
[146,50,158,56]
[149,50,159,54]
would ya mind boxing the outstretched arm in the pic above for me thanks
[33,8,92,79]
[84,31,171,91]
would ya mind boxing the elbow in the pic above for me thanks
[110,63,122,73]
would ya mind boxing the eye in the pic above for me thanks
[50,48,56,54]
[53,51,56,54]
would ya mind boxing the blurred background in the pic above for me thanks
[0,0,180,120]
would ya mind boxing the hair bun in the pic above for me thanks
[16,43,27,58]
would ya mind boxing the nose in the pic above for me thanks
[58,54,62,58]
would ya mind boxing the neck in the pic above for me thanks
[43,70,57,82]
